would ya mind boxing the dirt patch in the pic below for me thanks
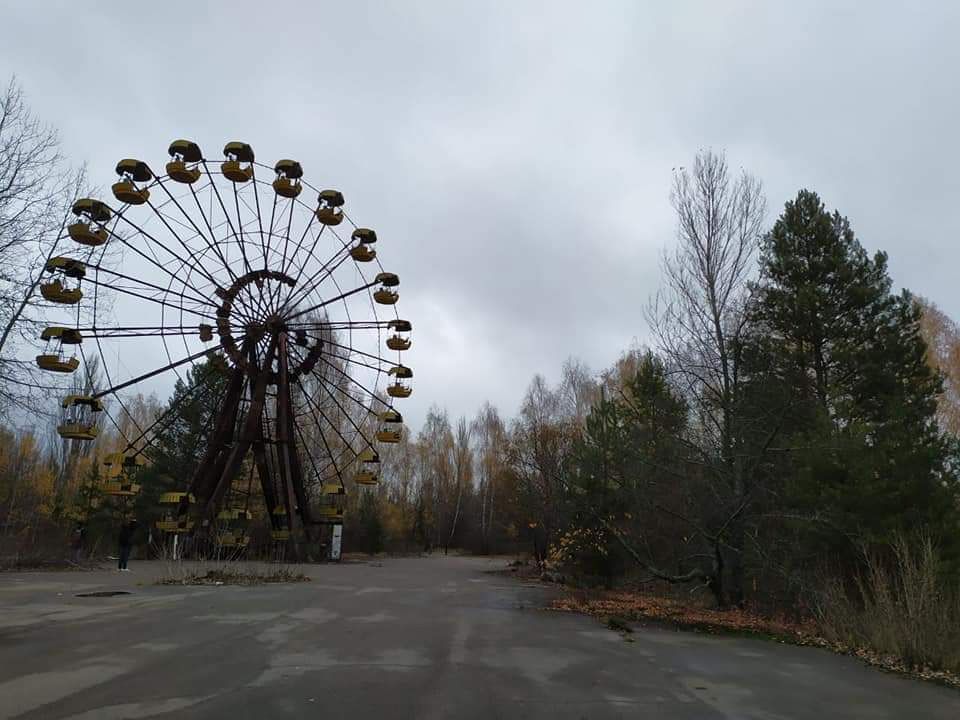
[157,566,311,586]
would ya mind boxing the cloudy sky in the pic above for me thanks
[4,1,959,431]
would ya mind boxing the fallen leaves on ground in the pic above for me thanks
[548,588,960,690]
[551,589,815,639]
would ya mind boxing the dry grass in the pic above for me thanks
[815,535,960,676]
[156,560,311,586]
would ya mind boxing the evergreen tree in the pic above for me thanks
[135,359,228,526]
[749,190,959,549]
[564,352,699,589]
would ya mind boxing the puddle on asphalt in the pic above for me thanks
[74,591,131,598]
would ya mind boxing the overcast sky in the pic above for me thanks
[4,1,959,431]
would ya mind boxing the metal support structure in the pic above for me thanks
[31,147,411,558]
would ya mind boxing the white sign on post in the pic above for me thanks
[330,524,342,561]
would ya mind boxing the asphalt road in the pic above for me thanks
[0,555,957,719]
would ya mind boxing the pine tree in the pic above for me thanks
[750,190,959,548]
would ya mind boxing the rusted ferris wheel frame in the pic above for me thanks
[32,141,414,553]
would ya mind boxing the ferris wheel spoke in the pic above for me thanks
[285,279,379,323]
[153,175,233,273]
[199,161,255,278]
[296,400,356,483]
[246,170,269,266]
[77,344,144,442]
[91,341,227,401]
[295,373,368,459]
[287,320,391,331]
[83,274,217,321]
[110,208,223,293]
[262,200,299,313]
[278,193,297,278]
[120,364,226,454]
[279,200,322,286]
[78,328,206,339]
[142,198,221,288]
[230,180,257,281]
[301,371,379,448]
[88,262,217,310]
[186,183,242,286]
[321,349,386,374]
[293,421,332,486]
[315,353,392,409]
[301,332,394,368]
[280,244,352,315]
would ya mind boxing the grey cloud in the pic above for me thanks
[4,1,958,429]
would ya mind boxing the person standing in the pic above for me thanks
[70,522,86,564]
[118,519,137,571]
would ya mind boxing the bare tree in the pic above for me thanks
[509,374,573,566]
[559,357,598,425]
[646,149,766,605]
[446,417,473,550]
[472,402,506,554]
[0,77,85,417]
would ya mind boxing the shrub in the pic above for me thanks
[816,534,960,673]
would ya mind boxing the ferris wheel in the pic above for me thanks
[33,140,412,549]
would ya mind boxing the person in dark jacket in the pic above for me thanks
[70,522,86,564]
[118,520,137,571]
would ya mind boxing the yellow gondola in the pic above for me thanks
[112,159,152,205]
[273,159,303,198]
[317,506,345,522]
[156,518,195,532]
[376,428,402,443]
[45,257,86,278]
[221,141,254,183]
[57,395,103,441]
[387,364,413,398]
[349,228,377,262]
[358,447,381,462]
[218,532,250,548]
[217,508,253,522]
[40,280,82,304]
[386,319,412,351]
[354,447,381,485]
[103,481,141,496]
[315,189,344,225]
[321,483,345,495]
[378,409,403,424]
[270,505,291,540]
[103,452,145,479]
[354,470,379,485]
[41,256,86,304]
[41,326,82,344]
[159,491,196,505]
[36,354,79,373]
[166,140,203,183]
[67,198,111,247]
[373,272,399,305]
[36,326,82,373]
